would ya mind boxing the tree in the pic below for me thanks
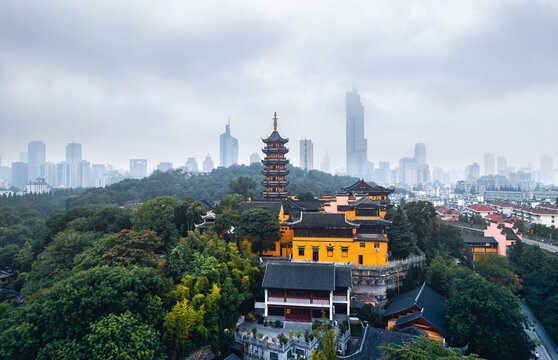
[235,207,281,254]
[174,198,206,235]
[403,201,440,252]
[228,176,257,199]
[311,317,337,360]
[87,311,165,360]
[401,264,426,292]
[215,194,244,214]
[133,196,179,248]
[474,254,517,290]
[297,191,316,200]
[427,224,468,262]
[358,304,383,327]
[380,336,483,359]
[426,252,472,297]
[213,207,240,236]
[387,207,416,259]
[446,275,535,360]
[100,229,163,268]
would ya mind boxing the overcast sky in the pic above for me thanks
[1,0,557,173]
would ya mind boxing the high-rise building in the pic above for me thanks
[219,122,238,168]
[249,153,260,165]
[66,143,83,187]
[28,141,46,181]
[19,152,28,162]
[497,156,508,175]
[185,157,199,173]
[157,162,173,172]
[261,113,289,200]
[541,155,554,185]
[56,162,70,187]
[130,159,147,179]
[374,161,390,185]
[299,139,314,170]
[41,162,56,186]
[0,164,11,185]
[203,155,214,173]
[466,162,480,180]
[11,162,28,189]
[398,157,416,185]
[484,153,495,176]
[320,153,330,173]
[346,88,367,178]
[91,164,106,187]
[79,160,91,188]
[414,143,426,165]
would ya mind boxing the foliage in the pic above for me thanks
[403,201,440,252]
[458,214,488,227]
[446,275,535,360]
[358,304,384,327]
[387,207,416,259]
[311,317,337,360]
[379,336,483,359]
[100,229,163,268]
[530,223,558,240]
[474,254,518,291]
[174,198,206,236]
[235,207,281,254]
[426,252,472,297]
[401,264,426,292]
[133,196,180,248]
[215,194,244,214]
[87,311,165,360]
[228,176,257,199]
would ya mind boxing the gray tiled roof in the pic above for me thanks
[342,326,416,360]
[460,229,498,244]
[239,201,283,214]
[285,212,358,228]
[262,262,352,291]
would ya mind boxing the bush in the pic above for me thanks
[246,312,254,321]
[274,320,282,328]
[277,333,288,345]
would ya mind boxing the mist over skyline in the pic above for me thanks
[1,0,558,172]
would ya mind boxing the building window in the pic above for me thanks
[341,247,349,257]
[358,255,363,264]
[327,246,334,257]
[298,246,305,257]
[374,242,380,249]
[360,242,365,248]
[270,353,278,360]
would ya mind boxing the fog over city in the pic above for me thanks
[1,0,558,171]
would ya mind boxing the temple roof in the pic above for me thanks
[500,226,521,241]
[348,197,385,209]
[460,229,498,244]
[284,212,359,228]
[343,326,416,360]
[262,130,289,144]
[239,201,283,215]
[383,283,448,337]
[262,262,352,291]
[342,179,394,195]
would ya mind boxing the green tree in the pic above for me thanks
[100,229,163,268]
[358,304,383,327]
[387,207,416,259]
[428,224,468,262]
[403,201,440,252]
[215,194,244,214]
[311,317,337,360]
[174,198,206,235]
[426,252,472,297]
[133,196,179,248]
[228,176,257,199]
[213,207,240,236]
[446,275,535,360]
[474,254,517,290]
[297,191,316,200]
[401,264,426,292]
[235,207,281,254]
[87,311,165,360]
[380,336,483,359]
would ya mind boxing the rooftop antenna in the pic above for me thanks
[273,112,278,132]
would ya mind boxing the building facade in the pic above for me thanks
[261,113,290,201]
[220,123,239,167]
[299,139,313,170]
[129,159,147,179]
[27,141,46,182]
[346,89,367,178]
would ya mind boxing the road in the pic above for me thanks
[522,237,558,254]
[520,303,558,360]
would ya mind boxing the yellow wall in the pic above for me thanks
[290,237,388,265]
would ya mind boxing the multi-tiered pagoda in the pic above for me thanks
[261,113,289,201]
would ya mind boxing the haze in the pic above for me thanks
[1,0,557,172]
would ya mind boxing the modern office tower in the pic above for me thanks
[399,157,416,184]
[41,162,56,186]
[203,155,214,173]
[541,155,554,184]
[79,160,91,188]
[346,88,367,178]
[185,157,199,173]
[466,162,480,180]
[66,143,83,187]
[299,139,314,170]
[91,164,106,187]
[414,143,426,165]
[432,167,444,183]
[157,162,173,172]
[0,165,11,185]
[19,152,28,162]
[27,141,46,182]
[374,161,390,185]
[219,122,238,168]
[320,152,330,173]
[11,162,28,189]
[484,153,495,176]
[129,159,147,179]
[497,156,508,175]
[249,153,260,165]
[56,162,69,187]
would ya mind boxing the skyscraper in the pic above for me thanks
[79,160,91,188]
[414,143,426,165]
[484,153,495,176]
[130,159,147,179]
[249,153,260,165]
[91,164,106,187]
[185,157,199,173]
[497,156,508,175]
[299,139,314,170]
[320,153,330,173]
[66,143,83,187]
[346,88,367,178]
[66,142,82,163]
[541,155,553,184]
[157,162,173,172]
[203,155,214,173]
[219,122,238,168]
[466,162,480,180]
[28,141,46,181]
[11,162,28,189]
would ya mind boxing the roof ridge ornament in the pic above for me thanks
[273,112,278,131]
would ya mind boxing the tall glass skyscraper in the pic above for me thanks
[28,141,46,181]
[219,123,238,167]
[346,89,367,178]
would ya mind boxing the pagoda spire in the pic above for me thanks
[273,112,278,131]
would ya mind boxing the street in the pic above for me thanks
[521,303,557,360]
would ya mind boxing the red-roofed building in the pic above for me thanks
[435,207,462,221]
[489,201,521,216]
[484,214,521,224]
[465,204,497,217]
[536,204,558,214]
[512,207,557,227]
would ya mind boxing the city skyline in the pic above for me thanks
[1,1,558,172]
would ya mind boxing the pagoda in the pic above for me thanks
[261,112,289,200]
